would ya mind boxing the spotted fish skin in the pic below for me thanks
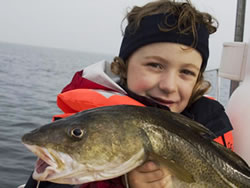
[22,105,250,187]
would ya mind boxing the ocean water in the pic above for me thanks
[0,42,112,188]
[0,42,230,188]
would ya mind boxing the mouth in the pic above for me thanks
[24,144,61,180]
[36,158,50,173]
[148,96,175,107]
[23,143,89,184]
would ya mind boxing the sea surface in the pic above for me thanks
[0,42,230,188]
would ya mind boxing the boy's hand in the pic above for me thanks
[128,161,173,188]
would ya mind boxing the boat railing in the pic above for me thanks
[204,68,231,106]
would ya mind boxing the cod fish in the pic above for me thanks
[22,105,250,187]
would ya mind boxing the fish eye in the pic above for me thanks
[70,128,84,138]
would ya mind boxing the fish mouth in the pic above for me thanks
[23,143,146,184]
[23,143,88,184]
[24,144,63,181]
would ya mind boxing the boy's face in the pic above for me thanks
[126,42,202,113]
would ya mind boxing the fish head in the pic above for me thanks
[22,107,148,184]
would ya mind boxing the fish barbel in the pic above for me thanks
[22,105,250,187]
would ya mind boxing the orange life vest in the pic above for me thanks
[53,89,233,150]
[53,89,144,120]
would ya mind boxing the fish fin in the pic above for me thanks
[212,141,250,175]
[149,153,195,183]
[172,113,216,139]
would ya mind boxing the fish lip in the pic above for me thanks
[24,144,57,168]
[23,143,78,183]
[23,143,60,181]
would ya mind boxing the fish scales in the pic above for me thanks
[139,107,250,187]
[140,122,236,187]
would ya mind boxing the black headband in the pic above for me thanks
[119,13,209,71]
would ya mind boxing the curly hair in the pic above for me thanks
[125,0,217,44]
[111,0,218,105]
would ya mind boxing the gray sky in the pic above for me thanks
[0,0,248,70]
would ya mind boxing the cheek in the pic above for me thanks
[179,82,195,101]
[126,68,155,94]
[174,84,194,113]
[127,75,151,94]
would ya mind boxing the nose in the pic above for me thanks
[158,72,177,94]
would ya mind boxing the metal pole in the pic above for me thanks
[230,0,246,95]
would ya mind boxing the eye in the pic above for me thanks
[181,69,196,76]
[146,62,164,70]
[70,128,84,138]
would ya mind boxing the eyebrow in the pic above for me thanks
[183,64,200,72]
[144,55,168,63]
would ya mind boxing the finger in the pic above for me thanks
[144,169,165,183]
[129,167,164,183]
[136,161,160,173]
[140,172,175,188]
[128,171,167,188]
